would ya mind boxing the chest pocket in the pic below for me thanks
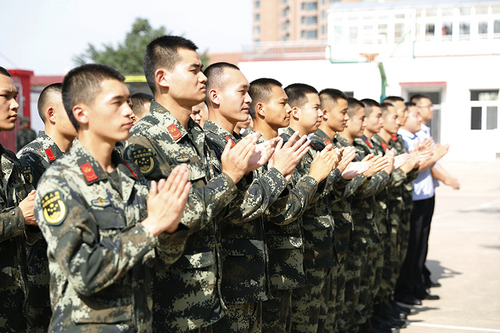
[90,209,127,230]
[186,156,206,183]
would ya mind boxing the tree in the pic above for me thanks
[74,18,209,75]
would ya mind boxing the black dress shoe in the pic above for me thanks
[395,295,422,306]
[389,299,411,315]
[415,289,440,300]
[426,280,442,288]
[371,316,400,333]
[423,293,440,300]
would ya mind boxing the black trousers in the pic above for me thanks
[394,196,435,299]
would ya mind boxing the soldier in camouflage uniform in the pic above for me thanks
[312,89,368,333]
[0,66,39,332]
[125,36,261,333]
[17,83,77,333]
[203,63,289,333]
[249,78,336,333]
[281,84,341,333]
[34,64,192,332]
[17,116,37,152]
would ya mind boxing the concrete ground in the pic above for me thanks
[401,159,500,333]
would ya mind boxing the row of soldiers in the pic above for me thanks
[0,34,447,333]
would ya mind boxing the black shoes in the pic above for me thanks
[394,294,422,306]
[426,280,442,288]
[415,289,440,301]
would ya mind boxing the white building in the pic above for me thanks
[239,0,500,161]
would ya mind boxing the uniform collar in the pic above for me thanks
[37,131,64,162]
[203,120,241,146]
[335,134,353,147]
[312,129,333,146]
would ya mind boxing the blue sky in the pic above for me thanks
[0,0,253,75]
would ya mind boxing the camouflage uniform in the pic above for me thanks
[203,120,288,333]
[310,131,366,333]
[0,143,35,332]
[125,101,250,332]
[255,134,319,333]
[34,139,192,332]
[342,135,389,331]
[281,127,338,333]
[17,128,37,151]
[17,131,65,332]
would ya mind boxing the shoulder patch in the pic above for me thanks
[45,148,56,161]
[391,134,398,142]
[23,166,33,184]
[225,136,236,148]
[381,142,389,151]
[325,139,332,146]
[365,140,373,148]
[80,162,98,182]
[41,190,67,226]
[167,123,182,141]
[131,147,156,175]
[91,197,111,208]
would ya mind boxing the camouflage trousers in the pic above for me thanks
[184,324,214,333]
[26,240,52,333]
[337,247,366,333]
[212,302,262,333]
[378,221,401,304]
[291,267,330,333]
[0,267,28,332]
[262,289,293,333]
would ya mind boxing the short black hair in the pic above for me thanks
[62,64,125,131]
[131,92,153,118]
[360,98,380,117]
[38,83,62,123]
[347,97,364,118]
[318,88,348,110]
[0,66,11,77]
[204,62,240,92]
[410,94,430,106]
[248,78,282,119]
[143,35,198,94]
[284,83,318,109]
[380,102,395,118]
[405,101,416,108]
[382,96,404,106]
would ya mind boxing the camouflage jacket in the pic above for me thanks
[17,131,64,187]
[310,132,366,263]
[254,133,319,291]
[17,131,64,310]
[351,136,390,246]
[16,128,37,151]
[281,127,337,271]
[34,139,170,332]
[0,143,34,331]
[124,101,250,331]
[204,120,287,304]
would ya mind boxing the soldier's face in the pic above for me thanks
[394,101,408,126]
[166,48,207,107]
[88,79,133,143]
[326,98,348,133]
[346,107,366,139]
[382,106,400,134]
[261,85,291,130]
[0,74,19,132]
[217,68,252,125]
[191,102,208,127]
[365,107,382,134]
[298,93,322,134]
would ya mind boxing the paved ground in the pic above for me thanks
[401,160,500,333]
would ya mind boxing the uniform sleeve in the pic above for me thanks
[0,206,25,242]
[353,171,390,199]
[35,178,157,296]
[266,175,318,226]
[388,168,407,188]
[224,167,287,224]
[17,151,46,187]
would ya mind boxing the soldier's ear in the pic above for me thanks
[291,107,300,121]
[73,104,89,126]
[322,108,329,121]
[209,89,220,107]
[255,102,265,117]
[156,68,169,90]
[46,107,56,124]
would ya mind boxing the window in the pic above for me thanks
[254,13,260,22]
[301,29,318,39]
[254,26,260,35]
[442,22,453,37]
[321,25,326,35]
[321,10,325,20]
[395,23,404,42]
[282,7,289,17]
[282,34,289,41]
[478,22,488,35]
[349,26,358,41]
[495,20,500,34]
[254,0,260,9]
[378,24,388,43]
[460,22,470,35]
[302,2,318,11]
[302,16,318,25]
[470,90,499,130]
[426,24,435,36]
[282,21,289,31]
[282,0,287,3]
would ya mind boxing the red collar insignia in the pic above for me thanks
[45,148,56,161]
[225,136,236,148]
[124,161,138,178]
[167,124,182,141]
[80,162,98,182]
[325,139,332,146]
[381,142,389,151]
[365,140,373,148]
[391,134,398,142]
